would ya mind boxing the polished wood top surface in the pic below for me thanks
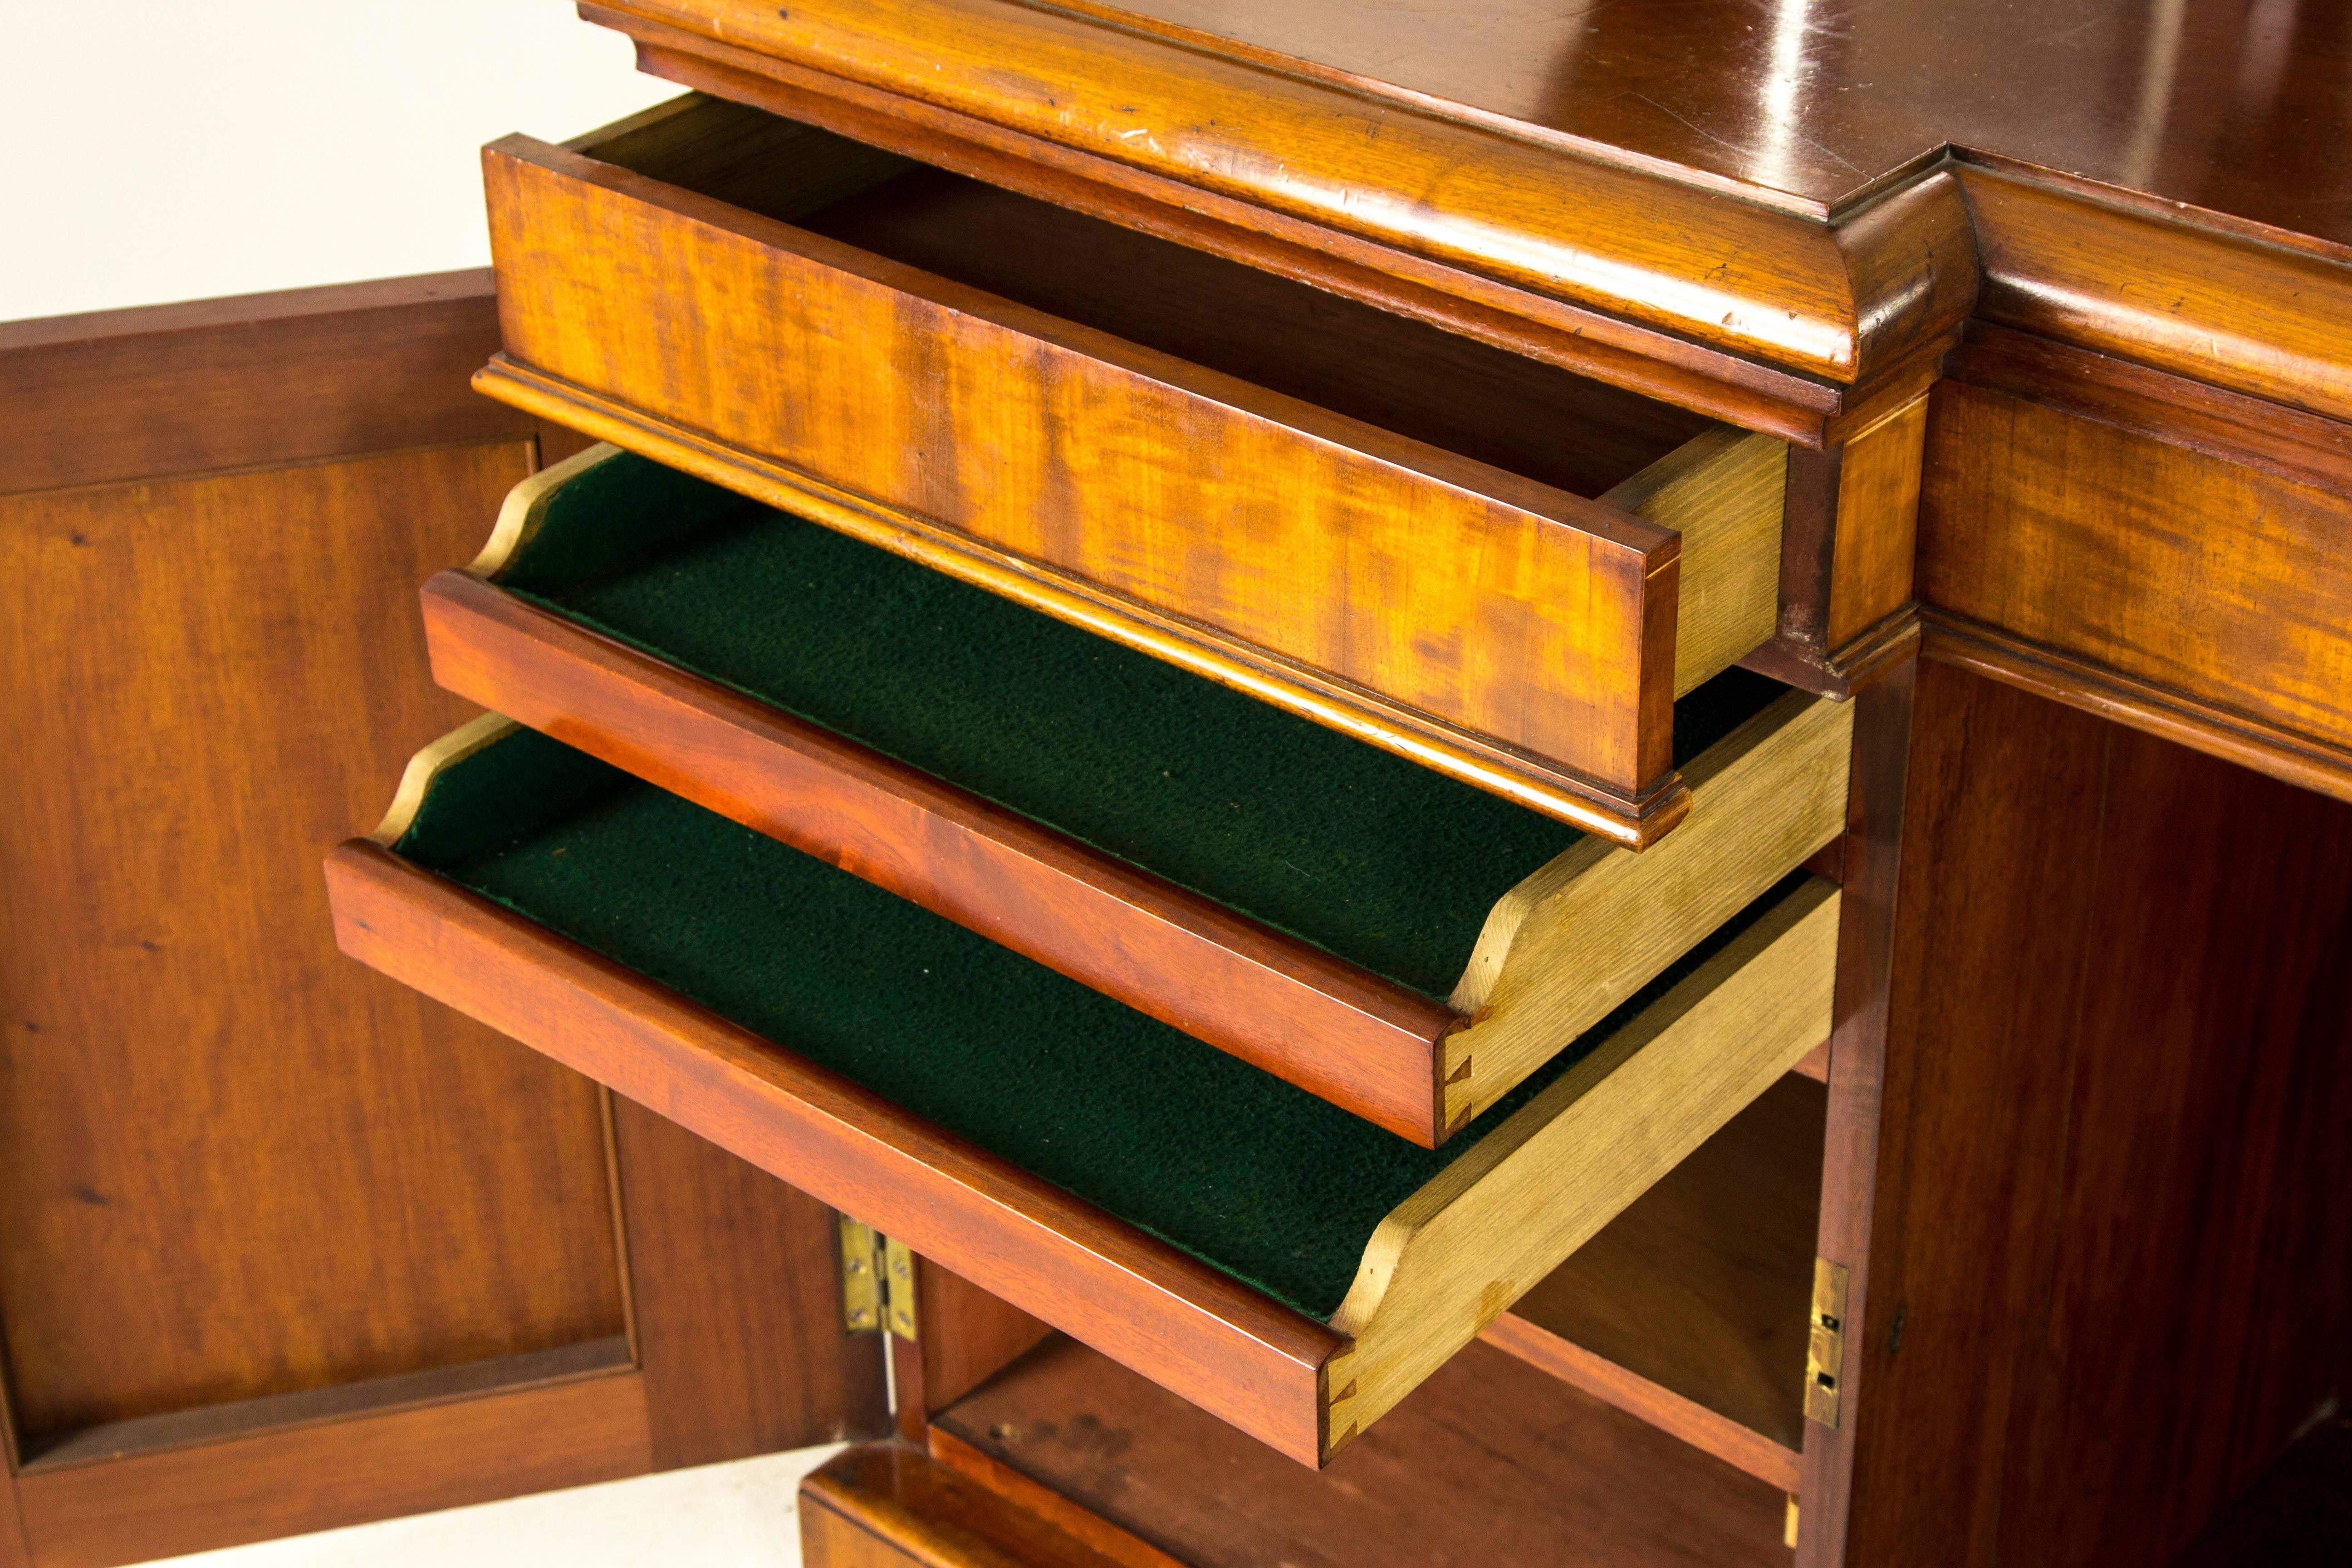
[1079,0,2352,240]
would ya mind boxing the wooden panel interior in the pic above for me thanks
[1487,1069,1822,1486]
[934,1334,1791,1567]
[1850,658,2352,1568]
[0,444,626,1436]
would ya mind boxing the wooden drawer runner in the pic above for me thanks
[325,723,1838,1466]
[427,446,1848,1144]
[475,94,1788,845]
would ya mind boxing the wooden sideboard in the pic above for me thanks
[287,3,2352,1565]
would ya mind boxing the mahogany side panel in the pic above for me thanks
[1919,377,2352,797]
[1833,660,2108,1568]
[1793,656,1918,1567]
[1991,725,2352,1565]
[481,134,1687,821]
[421,573,1459,1144]
[587,0,1871,378]
[1842,662,2352,1566]
[323,844,1342,1467]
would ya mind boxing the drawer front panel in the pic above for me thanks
[483,135,1684,822]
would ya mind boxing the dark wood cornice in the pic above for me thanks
[576,0,2352,443]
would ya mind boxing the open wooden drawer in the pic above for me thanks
[425,445,1849,1145]
[474,93,1790,846]
[325,721,1837,1466]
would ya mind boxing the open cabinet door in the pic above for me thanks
[0,277,888,1568]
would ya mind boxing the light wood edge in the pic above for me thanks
[1475,1313,1803,1493]
[1322,879,1841,1459]
[1443,692,1850,1127]
[472,358,1693,846]
[467,441,626,578]
[367,712,521,846]
[1602,428,1788,698]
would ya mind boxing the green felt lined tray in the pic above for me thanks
[393,724,1796,1324]
[484,450,1784,1001]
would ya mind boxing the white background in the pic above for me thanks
[1,1,678,323]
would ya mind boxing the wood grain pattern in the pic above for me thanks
[1825,395,1927,652]
[802,1443,1147,1568]
[482,133,1678,803]
[608,1097,890,1465]
[585,0,1975,387]
[0,446,626,1438]
[325,839,1345,1468]
[1444,691,1849,1128]
[1795,654,1915,1568]
[1842,662,2352,1566]
[11,1358,649,1568]
[0,273,536,496]
[328,774,1840,1464]
[478,108,1792,835]
[1323,880,1839,1455]
[1481,1072,1825,1493]
[1920,376,2352,791]
[596,26,1847,441]
[1991,724,2352,1566]
[1964,166,2352,427]
[933,1333,1792,1566]
[420,569,1462,1146]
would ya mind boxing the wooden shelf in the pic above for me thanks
[929,1333,1794,1566]
[432,443,1849,1143]
[326,719,1838,1466]
[1482,1072,1825,1492]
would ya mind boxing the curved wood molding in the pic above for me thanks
[575,1,2352,435]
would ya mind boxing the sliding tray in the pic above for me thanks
[325,721,1838,1467]
[426,445,1850,1144]
[474,93,1790,845]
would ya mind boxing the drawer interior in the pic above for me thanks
[585,104,1721,505]
[485,450,1786,1002]
[391,723,1806,1324]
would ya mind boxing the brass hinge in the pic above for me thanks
[838,1214,918,1339]
[1806,1257,1848,1427]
